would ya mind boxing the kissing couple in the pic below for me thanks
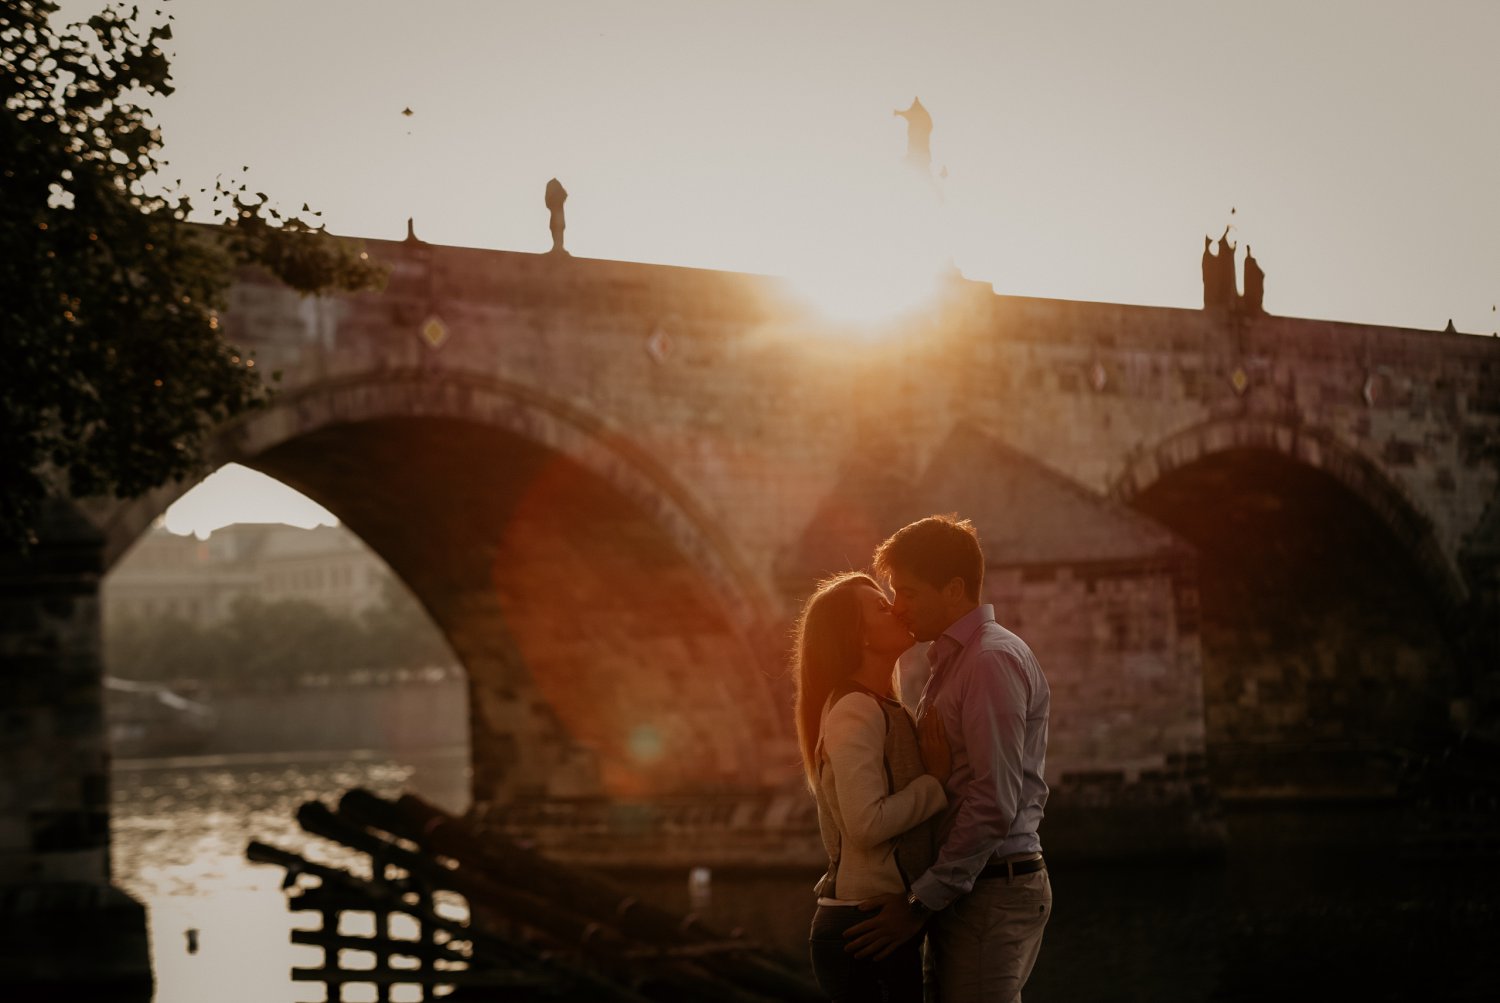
[794,514,1053,1003]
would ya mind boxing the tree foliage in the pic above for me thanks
[105,583,457,688]
[1,2,384,550]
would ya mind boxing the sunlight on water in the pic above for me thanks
[112,752,467,1003]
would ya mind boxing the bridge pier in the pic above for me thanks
[1460,507,1500,728]
[0,501,151,997]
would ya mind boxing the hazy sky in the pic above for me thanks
[75,0,1496,534]
[161,464,336,536]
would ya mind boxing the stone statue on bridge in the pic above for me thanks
[1202,226,1242,312]
[545,178,569,256]
[1215,225,1237,308]
[1242,245,1265,314]
[1201,226,1266,315]
[1201,235,1218,310]
[894,97,933,172]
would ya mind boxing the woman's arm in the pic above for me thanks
[823,693,948,850]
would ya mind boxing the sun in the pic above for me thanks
[778,158,951,334]
[788,255,946,330]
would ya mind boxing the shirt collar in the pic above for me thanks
[926,604,995,671]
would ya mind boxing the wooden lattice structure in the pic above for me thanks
[248,790,821,1002]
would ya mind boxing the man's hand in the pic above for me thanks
[843,892,926,960]
[919,711,951,785]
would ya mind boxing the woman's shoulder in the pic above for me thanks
[823,688,887,734]
[825,684,885,713]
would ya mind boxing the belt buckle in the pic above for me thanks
[1003,855,1040,879]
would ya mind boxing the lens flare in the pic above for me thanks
[627,724,665,763]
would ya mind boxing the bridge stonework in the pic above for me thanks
[8,237,1500,890]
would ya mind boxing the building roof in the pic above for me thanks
[921,423,1191,567]
[779,423,1192,592]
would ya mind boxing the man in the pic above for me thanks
[846,514,1052,1002]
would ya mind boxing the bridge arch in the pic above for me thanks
[1110,416,1464,606]
[1109,416,1465,791]
[99,371,790,803]
[101,372,775,619]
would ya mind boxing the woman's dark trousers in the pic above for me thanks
[809,904,923,1003]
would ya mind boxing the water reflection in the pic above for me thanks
[111,750,468,1003]
[113,754,1496,1003]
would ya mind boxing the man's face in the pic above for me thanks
[887,567,955,643]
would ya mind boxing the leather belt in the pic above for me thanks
[977,856,1045,880]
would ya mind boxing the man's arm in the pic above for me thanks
[909,647,1029,910]
[846,648,1031,959]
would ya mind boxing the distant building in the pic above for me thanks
[101,528,251,627]
[103,523,396,627]
[211,523,391,616]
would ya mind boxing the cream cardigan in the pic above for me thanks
[816,691,948,903]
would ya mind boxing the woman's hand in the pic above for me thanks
[919,711,951,786]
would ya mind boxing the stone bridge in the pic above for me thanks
[6,235,1500,899]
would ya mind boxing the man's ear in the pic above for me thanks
[942,577,968,604]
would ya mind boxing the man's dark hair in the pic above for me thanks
[872,514,985,602]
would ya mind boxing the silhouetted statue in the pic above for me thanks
[894,97,932,171]
[1203,226,1250,312]
[1242,245,1265,314]
[545,178,568,255]
[1216,226,1237,308]
[1201,235,1219,309]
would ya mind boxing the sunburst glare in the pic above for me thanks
[782,130,951,334]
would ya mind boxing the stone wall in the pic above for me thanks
[0,502,150,993]
[0,503,111,886]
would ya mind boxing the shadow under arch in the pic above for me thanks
[1109,415,1465,608]
[97,371,791,804]
[1109,416,1465,791]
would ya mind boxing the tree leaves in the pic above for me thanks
[2,2,386,550]
[105,586,455,687]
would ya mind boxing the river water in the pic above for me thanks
[111,749,469,1003]
[112,751,1496,1003]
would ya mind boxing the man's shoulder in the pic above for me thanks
[973,620,1030,651]
[969,622,1040,667]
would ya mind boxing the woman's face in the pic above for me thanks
[856,584,914,658]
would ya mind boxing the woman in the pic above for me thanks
[794,572,950,1002]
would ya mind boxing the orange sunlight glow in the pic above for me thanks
[781,145,952,334]
[788,252,947,330]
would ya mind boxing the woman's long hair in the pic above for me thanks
[792,572,878,789]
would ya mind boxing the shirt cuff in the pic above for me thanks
[908,873,954,912]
